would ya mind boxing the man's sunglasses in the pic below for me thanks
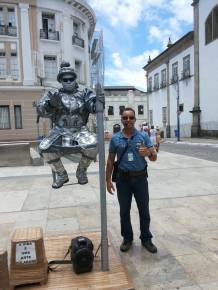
[121,116,135,120]
[62,77,75,82]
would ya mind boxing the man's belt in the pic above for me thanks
[119,168,147,177]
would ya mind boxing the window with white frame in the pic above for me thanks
[205,5,218,45]
[7,7,15,27]
[0,7,4,25]
[108,106,114,115]
[138,105,144,115]
[161,69,166,87]
[183,55,190,78]
[148,76,152,92]
[119,106,125,115]
[0,44,6,77]
[0,6,16,26]
[172,62,178,83]
[44,56,57,80]
[40,12,59,40]
[162,107,167,124]
[10,54,18,79]
[179,104,184,113]
[154,73,159,90]
[10,42,18,79]
[73,21,80,36]
[75,60,82,82]
[0,6,16,37]
[0,42,19,79]
[214,6,218,40]
[0,105,10,129]
[14,105,22,129]
[42,12,55,32]
[149,110,153,125]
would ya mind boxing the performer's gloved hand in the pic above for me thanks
[49,91,61,108]
[42,100,50,111]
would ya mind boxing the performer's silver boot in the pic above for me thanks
[44,153,69,189]
[76,157,92,185]
[52,170,69,189]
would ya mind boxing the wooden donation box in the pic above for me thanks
[0,249,11,290]
[10,227,48,288]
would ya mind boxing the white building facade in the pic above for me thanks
[144,32,194,138]
[197,0,218,137]
[104,86,148,133]
[144,0,218,138]
[0,0,96,141]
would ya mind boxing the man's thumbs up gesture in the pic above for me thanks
[138,142,157,161]
[138,142,150,157]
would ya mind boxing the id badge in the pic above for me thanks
[128,152,134,162]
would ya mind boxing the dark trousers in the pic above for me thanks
[116,173,153,242]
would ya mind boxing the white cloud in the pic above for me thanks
[88,0,144,27]
[149,26,162,41]
[148,12,190,49]
[87,0,193,89]
[129,50,159,67]
[112,53,123,68]
[88,0,170,28]
[106,49,159,90]
[88,0,192,28]
[105,67,147,91]
[170,0,193,24]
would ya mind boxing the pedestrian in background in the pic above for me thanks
[150,125,157,149]
[142,122,150,136]
[106,107,157,253]
[156,126,161,152]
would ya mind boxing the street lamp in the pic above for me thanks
[176,75,180,141]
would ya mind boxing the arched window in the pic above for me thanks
[205,5,218,45]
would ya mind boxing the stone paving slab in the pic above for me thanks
[0,150,218,289]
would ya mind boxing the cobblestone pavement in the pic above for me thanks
[0,143,218,289]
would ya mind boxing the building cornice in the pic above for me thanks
[191,0,199,7]
[64,0,96,38]
[143,31,194,72]
[0,86,44,91]
[104,86,146,93]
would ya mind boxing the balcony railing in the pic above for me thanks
[160,81,167,88]
[153,84,159,91]
[72,34,84,48]
[0,25,17,36]
[40,29,59,41]
[171,75,178,84]
[181,70,191,80]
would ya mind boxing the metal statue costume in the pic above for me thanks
[37,61,98,189]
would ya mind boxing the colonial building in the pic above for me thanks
[195,0,218,137]
[103,86,148,133]
[0,0,96,141]
[143,0,218,138]
[143,32,194,138]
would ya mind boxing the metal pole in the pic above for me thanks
[177,77,180,141]
[95,83,109,271]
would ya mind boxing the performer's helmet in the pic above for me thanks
[57,61,77,83]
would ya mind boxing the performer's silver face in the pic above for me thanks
[61,73,77,92]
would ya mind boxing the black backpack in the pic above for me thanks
[71,236,94,274]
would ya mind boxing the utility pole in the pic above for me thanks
[96,83,109,271]
[90,30,109,271]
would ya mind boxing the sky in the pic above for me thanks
[86,0,194,91]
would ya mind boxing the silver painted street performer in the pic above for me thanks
[37,61,98,189]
